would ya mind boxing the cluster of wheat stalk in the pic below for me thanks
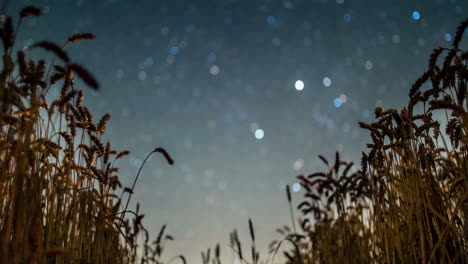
[0,6,178,264]
[266,19,468,264]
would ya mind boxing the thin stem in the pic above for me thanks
[286,185,297,234]
[120,151,153,221]
[113,148,158,247]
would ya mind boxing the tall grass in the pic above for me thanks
[270,18,468,264]
[0,6,176,264]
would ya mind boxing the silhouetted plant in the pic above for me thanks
[274,18,468,264]
[0,6,176,264]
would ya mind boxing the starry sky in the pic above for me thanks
[9,0,466,262]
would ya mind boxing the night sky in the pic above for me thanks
[10,0,466,262]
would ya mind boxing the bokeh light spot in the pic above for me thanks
[224,16,232,25]
[255,129,264,139]
[138,71,147,81]
[295,80,304,91]
[143,57,153,68]
[292,183,301,192]
[293,159,304,170]
[445,33,452,42]
[339,94,347,103]
[267,15,276,25]
[344,13,352,23]
[362,109,370,118]
[185,24,196,32]
[207,52,217,63]
[333,98,342,108]
[169,46,179,55]
[210,65,220,75]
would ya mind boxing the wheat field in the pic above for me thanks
[0,5,466,264]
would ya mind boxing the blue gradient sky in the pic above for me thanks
[10,0,466,262]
